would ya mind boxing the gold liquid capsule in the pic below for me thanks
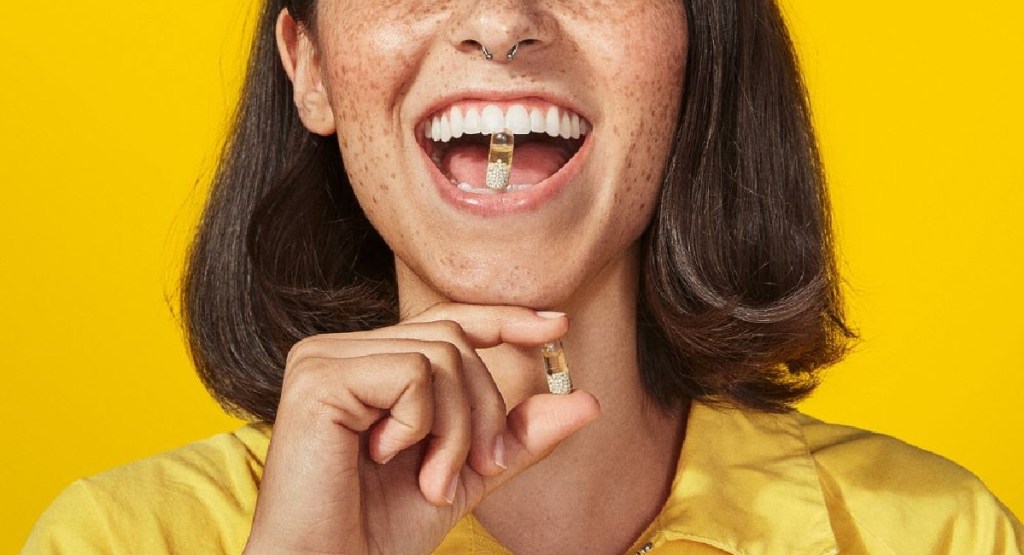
[541,340,573,395]
[485,130,515,191]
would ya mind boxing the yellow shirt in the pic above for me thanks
[23,403,1023,554]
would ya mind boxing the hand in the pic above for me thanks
[243,303,601,555]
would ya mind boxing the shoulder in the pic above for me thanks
[794,413,1024,554]
[22,424,270,554]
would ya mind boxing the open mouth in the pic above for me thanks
[419,101,590,194]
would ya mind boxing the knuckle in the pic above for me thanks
[401,352,433,387]
[432,319,465,338]
[281,358,330,401]
[421,342,468,395]
[285,335,317,367]
[433,340,463,369]
[290,354,329,380]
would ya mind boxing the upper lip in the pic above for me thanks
[414,89,593,130]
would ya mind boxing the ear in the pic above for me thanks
[275,9,336,136]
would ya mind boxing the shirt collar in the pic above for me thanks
[656,402,838,555]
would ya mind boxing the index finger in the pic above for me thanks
[403,303,569,348]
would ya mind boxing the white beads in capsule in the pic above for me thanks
[542,340,573,395]
[485,129,515,191]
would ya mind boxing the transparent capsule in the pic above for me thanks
[541,340,573,395]
[485,130,515,191]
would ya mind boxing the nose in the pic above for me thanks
[448,1,553,62]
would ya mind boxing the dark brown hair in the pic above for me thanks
[182,0,854,422]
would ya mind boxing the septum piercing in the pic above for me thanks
[481,43,521,61]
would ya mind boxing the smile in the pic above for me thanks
[416,98,593,215]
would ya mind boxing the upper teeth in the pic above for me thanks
[424,104,590,142]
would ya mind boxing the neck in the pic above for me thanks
[396,245,688,554]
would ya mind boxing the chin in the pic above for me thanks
[420,261,575,310]
[436,274,564,309]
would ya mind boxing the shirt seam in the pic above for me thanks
[74,478,123,555]
[812,459,900,555]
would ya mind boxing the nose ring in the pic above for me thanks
[481,42,522,61]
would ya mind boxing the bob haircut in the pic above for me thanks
[182,0,854,422]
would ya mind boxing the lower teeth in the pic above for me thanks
[454,180,532,194]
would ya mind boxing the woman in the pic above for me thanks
[24,0,1022,553]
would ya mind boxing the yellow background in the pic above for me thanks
[1,1,1020,550]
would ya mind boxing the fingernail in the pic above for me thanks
[377,446,400,465]
[445,475,459,505]
[536,311,566,319]
[493,435,508,470]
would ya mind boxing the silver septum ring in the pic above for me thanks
[482,43,521,61]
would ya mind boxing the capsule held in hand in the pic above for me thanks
[542,340,573,395]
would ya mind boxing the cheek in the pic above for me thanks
[316,3,448,141]
[314,5,446,229]
[606,4,687,222]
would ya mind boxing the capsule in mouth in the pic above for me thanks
[485,130,515,191]
[423,104,588,195]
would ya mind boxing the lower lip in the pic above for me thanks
[418,134,593,217]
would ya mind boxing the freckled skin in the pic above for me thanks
[308,1,687,310]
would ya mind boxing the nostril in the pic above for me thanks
[460,39,486,54]
[505,39,540,61]
[461,39,494,60]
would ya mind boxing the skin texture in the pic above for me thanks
[257,2,691,553]
[284,1,686,311]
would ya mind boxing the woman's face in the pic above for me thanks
[296,1,688,310]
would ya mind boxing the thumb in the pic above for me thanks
[480,391,601,495]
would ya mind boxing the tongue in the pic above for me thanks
[441,142,569,189]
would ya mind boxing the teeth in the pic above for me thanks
[505,105,531,134]
[464,107,481,134]
[545,107,560,137]
[481,105,505,134]
[457,182,498,195]
[425,103,591,143]
[440,114,452,142]
[456,181,531,194]
[450,107,464,139]
[530,109,545,133]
